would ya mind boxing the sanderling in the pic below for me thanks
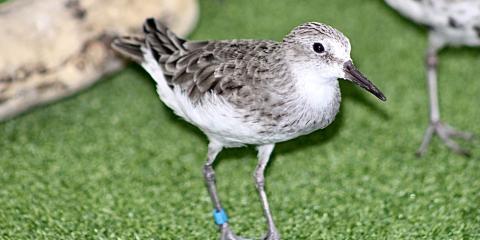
[386,0,478,156]
[112,18,386,240]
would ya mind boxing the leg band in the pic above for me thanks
[213,208,228,225]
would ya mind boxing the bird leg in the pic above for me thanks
[203,142,247,240]
[416,45,475,157]
[254,144,280,240]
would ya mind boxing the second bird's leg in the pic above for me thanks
[417,37,475,157]
[254,144,280,240]
[204,142,247,240]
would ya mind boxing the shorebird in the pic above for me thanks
[385,0,478,156]
[112,18,386,240]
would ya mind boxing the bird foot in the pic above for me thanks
[220,225,249,240]
[416,121,475,157]
[219,225,280,240]
[261,230,281,240]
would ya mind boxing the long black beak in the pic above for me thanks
[343,61,386,101]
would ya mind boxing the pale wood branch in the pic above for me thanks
[0,0,199,121]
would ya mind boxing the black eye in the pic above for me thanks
[313,43,325,53]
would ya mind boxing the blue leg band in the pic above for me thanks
[213,208,228,225]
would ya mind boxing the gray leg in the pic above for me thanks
[444,124,475,140]
[254,144,280,240]
[203,141,246,240]
[426,44,440,125]
[417,45,441,156]
[416,35,474,157]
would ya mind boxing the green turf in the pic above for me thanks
[1,0,480,239]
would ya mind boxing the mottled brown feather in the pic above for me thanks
[113,18,290,106]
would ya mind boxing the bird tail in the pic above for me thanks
[385,0,428,25]
[111,36,145,63]
[111,18,186,63]
[111,18,185,114]
[142,18,187,60]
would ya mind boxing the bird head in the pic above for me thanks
[282,22,386,101]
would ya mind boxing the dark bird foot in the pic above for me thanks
[416,121,475,157]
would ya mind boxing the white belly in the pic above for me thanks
[167,82,341,147]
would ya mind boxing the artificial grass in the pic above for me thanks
[1,0,479,239]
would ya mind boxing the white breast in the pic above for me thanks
[270,62,342,141]
[291,67,341,131]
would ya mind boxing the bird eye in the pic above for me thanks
[313,43,325,53]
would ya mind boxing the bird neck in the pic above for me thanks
[287,61,341,106]
[294,76,340,112]
[286,66,341,131]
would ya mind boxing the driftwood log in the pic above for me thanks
[0,0,198,121]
